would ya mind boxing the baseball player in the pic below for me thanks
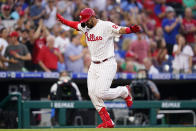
[56,8,141,128]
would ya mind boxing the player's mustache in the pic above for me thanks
[81,22,93,28]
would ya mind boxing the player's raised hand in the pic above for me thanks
[130,25,141,33]
[56,13,64,24]
[56,13,79,30]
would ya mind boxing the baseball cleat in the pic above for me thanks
[96,120,114,128]
[124,85,133,107]
[96,107,115,128]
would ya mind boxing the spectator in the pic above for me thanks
[54,29,70,55]
[21,29,34,71]
[0,4,14,20]
[21,29,33,54]
[106,0,117,12]
[4,0,15,10]
[154,27,166,45]
[23,20,34,31]
[73,0,87,21]
[17,0,29,12]
[153,27,168,66]
[0,28,8,56]
[121,51,144,73]
[0,27,8,70]
[37,35,64,72]
[30,0,46,26]
[153,0,167,27]
[182,8,196,45]
[141,0,155,14]
[89,0,107,11]
[123,60,136,73]
[99,10,109,21]
[147,80,160,100]
[129,31,150,64]
[166,0,183,15]
[16,12,26,30]
[64,33,87,73]
[10,3,23,20]
[182,0,196,18]
[51,23,61,37]
[0,4,17,28]
[2,31,31,71]
[172,34,193,74]
[44,0,57,29]
[143,57,159,74]
[32,20,50,70]
[120,0,143,12]
[139,11,156,38]
[149,39,158,58]
[56,0,74,21]
[162,6,181,55]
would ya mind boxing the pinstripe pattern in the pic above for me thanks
[88,57,128,111]
[78,19,129,112]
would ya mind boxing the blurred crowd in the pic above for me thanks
[0,0,195,74]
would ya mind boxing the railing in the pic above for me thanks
[22,100,196,128]
[0,93,22,128]
[1,72,196,80]
[1,94,196,128]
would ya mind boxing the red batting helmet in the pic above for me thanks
[79,8,96,23]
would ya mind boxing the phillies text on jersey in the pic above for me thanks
[78,20,121,61]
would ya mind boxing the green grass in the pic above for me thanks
[0,128,195,131]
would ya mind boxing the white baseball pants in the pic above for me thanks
[87,57,128,112]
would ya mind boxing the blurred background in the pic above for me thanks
[0,0,196,129]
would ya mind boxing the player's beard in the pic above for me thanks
[86,19,94,28]
[86,25,93,29]
[81,22,93,28]
[86,24,93,28]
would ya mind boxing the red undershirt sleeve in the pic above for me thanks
[56,13,79,30]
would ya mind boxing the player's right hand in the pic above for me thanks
[56,13,64,23]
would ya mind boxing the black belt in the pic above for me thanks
[92,57,113,64]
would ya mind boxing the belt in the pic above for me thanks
[92,57,113,64]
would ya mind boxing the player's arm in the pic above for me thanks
[56,13,79,30]
[119,25,141,34]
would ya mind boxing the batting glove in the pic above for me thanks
[130,25,141,33]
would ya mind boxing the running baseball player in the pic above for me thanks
[56,8,141,128]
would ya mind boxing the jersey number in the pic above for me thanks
[112,25,118,29]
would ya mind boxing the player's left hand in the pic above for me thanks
[130,25,141,33]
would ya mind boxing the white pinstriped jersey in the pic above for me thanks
[78,19,121,61]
